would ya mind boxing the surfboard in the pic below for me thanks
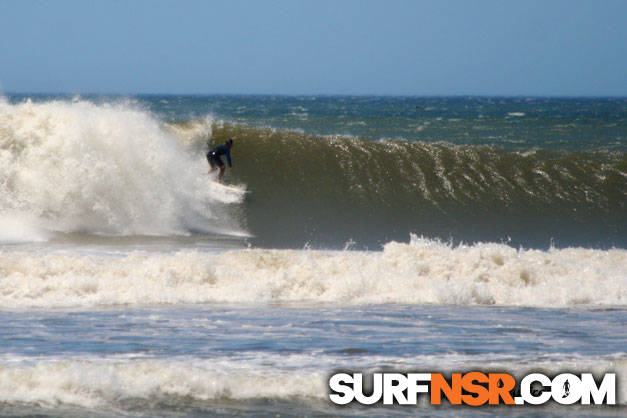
[211,181,249,194]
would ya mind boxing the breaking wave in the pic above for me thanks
[1,236,624,309]
[206,122,626,248]
[0,98,245,243]
[1,96,624,249]
[0,354,624,412]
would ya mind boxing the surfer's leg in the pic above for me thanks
[207,154,219,174]
[217,165,225,183]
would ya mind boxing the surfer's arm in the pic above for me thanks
[226,150,232,167]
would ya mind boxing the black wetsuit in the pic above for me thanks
[206,144,232,168]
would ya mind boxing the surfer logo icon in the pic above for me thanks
[563,379,570,398]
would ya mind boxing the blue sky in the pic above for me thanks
[1,0,625,96]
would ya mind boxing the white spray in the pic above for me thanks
[0,97,244,241]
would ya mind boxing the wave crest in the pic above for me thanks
[0,98,244,241]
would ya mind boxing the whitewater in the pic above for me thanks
[0,95,625,416]
[0,97,244,242]
[1,236,625,309]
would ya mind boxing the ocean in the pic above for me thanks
[0,94,625,416]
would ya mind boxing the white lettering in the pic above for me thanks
[519,373,551,405]
[581,373,616,405]
[329,373,354,405]
[353,373,383,405]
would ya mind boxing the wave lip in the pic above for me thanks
[1,236,624,309]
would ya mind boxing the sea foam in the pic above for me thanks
[0,354,623,409]
[1,236,624,309]
[0,97,243,241]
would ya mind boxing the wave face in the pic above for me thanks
[0,98,244,242]
[1,236,624,309]
[1,96,624,249]
[208,123,626,248]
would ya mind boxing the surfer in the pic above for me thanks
[207,139,233,183]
